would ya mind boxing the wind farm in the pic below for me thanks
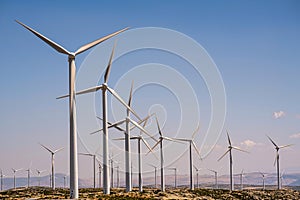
[1,1,300,199]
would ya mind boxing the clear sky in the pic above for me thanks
[0,0,300,185]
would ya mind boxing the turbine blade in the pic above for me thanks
[108,119,126,129]
[173,138,190,142]
[107,86,141,120]
[96,116,125,132]
[76,85,103,95]
[141,137,158,162]
[207,168,216,173]
[104,41,117,83]
[56,94,69,100]
[273,152,278,166]
[155,116,162,136]
[217,149,230,162]
[75,27,128,55]
[90,129,101,135]
[147,163,156,168]
[140,137,151,151]
[192,124,200,139]
[192,141,201,156]
[149,139,161,153]
[54,147,64,154]
[232,146,249,153]
[267,135,279,148]
[16,20,71,55]
[141,137,158,160]
[113,137,125,141]
[128,80,134,108]
[97,116,113,125]
[39,143,53,153]
[279,144,293,149]
[226,130,232,146]
[128,118,157,142]
[78,153,92,156]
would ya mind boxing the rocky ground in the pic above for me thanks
[0,187,300,199]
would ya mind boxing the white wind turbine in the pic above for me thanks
[267,135,292,190]
[0,169,4,191]
[149,116,176,192]
[78,153,96,188]
[193,165,201,189]
[172,125,201,190]
[11,168,22,189]
[25,162,33,188]
[208,169,218,189]
[167,167,177,188]
[16,20,127,198]
[148,163,158,188]
[258,172,267,190]
[109,152,116,188]
[93,83,156,192]
[63,175,68,188]
[40,143,64,190]
[36,169,46,187]
[97,162,102,188]
[238,169,245,190]
[103,82,157,192]
[217,131,248,191]
[113,114,156,192]
[280,170,285,189]
[58,43,142,194]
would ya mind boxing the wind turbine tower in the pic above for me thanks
[217,131,248,191]
[40,143,64,190]
[267,135,292,190]
[16,20,127,198]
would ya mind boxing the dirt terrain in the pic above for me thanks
[0,187,300,199]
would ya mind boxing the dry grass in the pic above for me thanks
[0,187,300,199]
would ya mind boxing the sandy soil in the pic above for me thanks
[0,187,300,199]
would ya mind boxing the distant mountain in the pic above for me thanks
[1,172,300,190]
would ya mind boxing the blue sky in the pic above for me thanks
[0,0,300,185]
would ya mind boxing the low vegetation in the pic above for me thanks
[0,187,300,199]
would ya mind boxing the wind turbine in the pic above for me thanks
[267,135,292,190]
[238,169,244,190]
[0,169,4,191]
[24,161,33,188]
[109,153,115,188]
[217,131,248,191]
[259,172,267,190]
[280,170,285,189]
[11,168,22,189]
[57,42,142,194]
[131,124,155,192]
[172,125,201,190]
[16,20,128,198]
[63,175,68,188]
[167,167,177,188]
[95,82,156,192]
[36,169,46,187]
[115,165,120,188]
[193,165,200,189]
[208,169,218,189]
[148,163,158,188]
[40,143,64,190]
[149,116,176,192]
[78,153,96,188]
[113,115,155,192]
[97,162,102,188]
